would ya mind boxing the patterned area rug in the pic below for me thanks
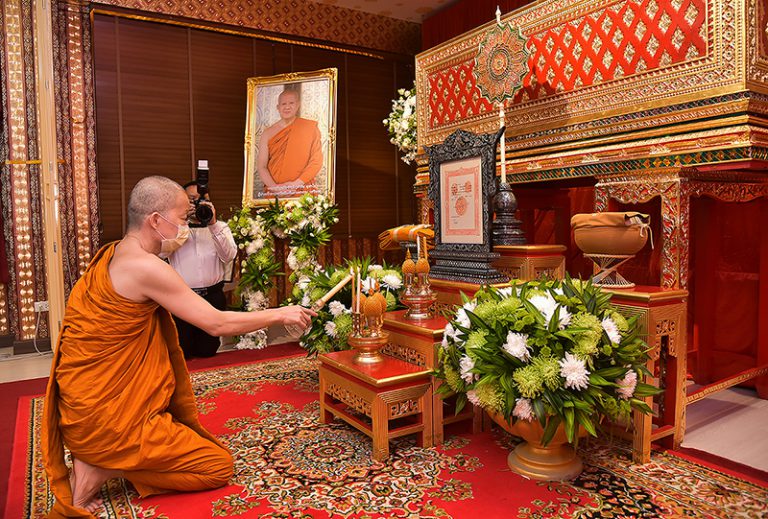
[6,355,768,518]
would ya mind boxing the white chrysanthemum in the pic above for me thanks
[252,237,264,249]
[559,352,590,391]
[616,370,638,400]
[301,293,311,307]
[455,302,477,329]
[296,276,311,291]
[513,398,535,421]
[602,316,622,345]
[362,277,376,294]
[328,300,346,317]
[529,294,571,330]
[441,335,450,350]
[272,227,286,239]
[381,274,402,290]
[245,240,259,255]
[502,331,531,362]
[497,286,516,299]
[324,321,337,338]
[466,389,481,407]
[247,290,268,311]
[368,264,383,272]
[443,322,456,340]
[459,355,476,384]
[286,251,299,271]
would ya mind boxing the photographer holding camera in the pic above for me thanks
[168,162,237,358]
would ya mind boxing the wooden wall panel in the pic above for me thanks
[189,30,254,217]
[94,13,416,251]
[93,16,122,240]
[118,19,192,202]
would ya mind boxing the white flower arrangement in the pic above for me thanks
[226,194,339,350]
[383,85,418,164]
[436,277,663,446]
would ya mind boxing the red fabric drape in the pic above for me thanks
[422,0,536,50]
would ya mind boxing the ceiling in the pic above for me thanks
[309,0,456,23]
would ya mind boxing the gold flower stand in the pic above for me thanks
[319,349,433,461]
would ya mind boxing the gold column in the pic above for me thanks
[35,0,66,341]
[4,0,37,340]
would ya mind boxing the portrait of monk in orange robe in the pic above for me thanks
[257,88,323,196]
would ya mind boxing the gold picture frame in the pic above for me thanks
[242,68,338,206]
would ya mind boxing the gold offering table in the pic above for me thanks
[603,285,688,464]
[382,310,483,444]
[319,349,433,461]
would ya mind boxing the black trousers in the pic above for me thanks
[174,283,226,359]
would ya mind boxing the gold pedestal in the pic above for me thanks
[401,291,438,320]
[507,439,583,482]
[488,411,583,481]
[348,333,389,364]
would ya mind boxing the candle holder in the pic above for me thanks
[349,282,389,363]
[492,181,526,245]
[399,247,437,320]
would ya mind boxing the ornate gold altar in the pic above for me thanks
[414,0,768,291]
[414,0,768,460]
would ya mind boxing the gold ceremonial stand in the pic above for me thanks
[319,349,433,461]
[603,285,688,463]
[382,310,484,444]
[492,244,566,281]
[431,245,567,313]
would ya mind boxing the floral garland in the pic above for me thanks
[227,193,339,349]
[292,258,403,356]
[383,84,418,164]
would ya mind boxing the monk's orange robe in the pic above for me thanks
[42,243,233,518]
[267,117,322,184]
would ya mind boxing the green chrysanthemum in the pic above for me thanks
[295,246,311,262]
[465,329,489,351]
[570,312,602,358]
[329,269,348,285]
[532,355,562,391]
[475,381,505,413]
[384,291,397,310]
[444,362,465,393]
[513,364,544,399]
[610,311,629,334]
[333,313,353,340]
[472,301,498,326]
[310,288,325,302]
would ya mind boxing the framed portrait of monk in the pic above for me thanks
[243,68,338,206]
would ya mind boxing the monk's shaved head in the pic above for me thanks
[127,176,185,230]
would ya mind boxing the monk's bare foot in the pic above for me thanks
[71,458,121,512]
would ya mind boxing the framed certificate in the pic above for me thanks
[426,128,507,284]
[439,156,484,244]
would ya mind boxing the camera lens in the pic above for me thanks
[195,201,213,226]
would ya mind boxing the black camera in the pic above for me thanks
[194,160,214,226]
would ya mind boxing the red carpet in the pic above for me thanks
[4,345,768,518]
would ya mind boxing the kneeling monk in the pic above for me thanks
[42,176,315,518]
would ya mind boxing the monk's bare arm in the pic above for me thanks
[257,130,277,187]
[131,257,314,336]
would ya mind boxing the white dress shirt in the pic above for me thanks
[169,220,237,289]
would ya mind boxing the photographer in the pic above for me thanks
[168,178,237,358]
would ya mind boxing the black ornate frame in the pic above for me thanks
[426,128,508,284]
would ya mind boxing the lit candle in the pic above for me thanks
[496,6,501,24]
[423,236,428,262]
[500,104,506,184]
[417,236,421,258]
[356,268,361,313]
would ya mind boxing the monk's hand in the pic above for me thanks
[280,305,316,329]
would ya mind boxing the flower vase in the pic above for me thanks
[487,410,583,481]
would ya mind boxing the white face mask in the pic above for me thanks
[155,214,190,259]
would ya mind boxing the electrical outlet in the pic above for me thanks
[34,301,49,312]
